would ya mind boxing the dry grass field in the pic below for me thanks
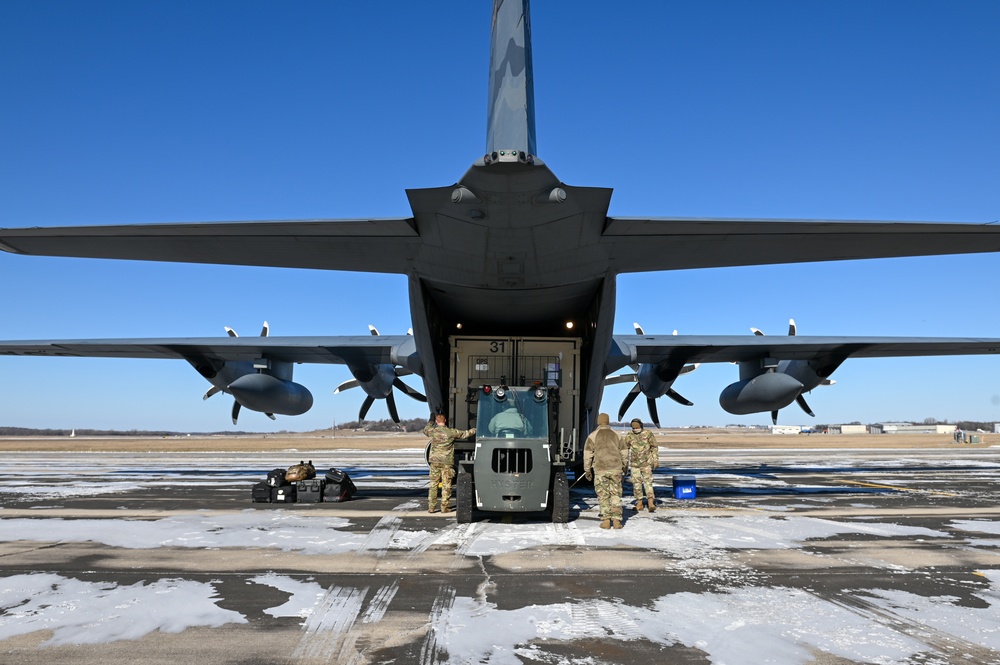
[0,427,989,453]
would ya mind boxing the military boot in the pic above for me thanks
[612,518,623,529]
[599,519,611,529]
[647,497,656,513]
[428,506,438,514]
[636,499,646,512]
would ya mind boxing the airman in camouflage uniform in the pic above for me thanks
[423,414,475,513]
[624,418,659,512]
[583,412,628,529]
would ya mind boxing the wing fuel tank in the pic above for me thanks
[719,372,803,415]
[227,374,314,416]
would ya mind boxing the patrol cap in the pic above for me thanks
[596,413,610,426]
[630,418,642,427]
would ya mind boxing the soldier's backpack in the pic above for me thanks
[285,460,316,482]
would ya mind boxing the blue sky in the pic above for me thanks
[1,1,998,432]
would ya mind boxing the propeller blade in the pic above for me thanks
[393,377,427,402]
[751,327,765,336]
[368,324,379,336]
[260,321,270,337]
[333,378,361,394]
[788,318,796,336]
[646,397,661,428]
[225,326,238,338]
[386,391,400,424]
[605,373,638,386]
[618,384,642,421]
[795,394,815,417]
[665,388,693,407]
[678,363,700,376]
[771,410,779,425]
[359,395,376,421]
[266,412,276,420]
[203,386,222,400]
[633,322,645,336]
[231,400,242,425]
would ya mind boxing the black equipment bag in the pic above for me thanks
[273,484,297,503]
[251,481,272,503]
[323,468,356,502]
[266,468,290,487]
[296,479,325,503]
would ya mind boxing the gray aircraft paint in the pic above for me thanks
[2,0,1000,430]
[486,0,536,157]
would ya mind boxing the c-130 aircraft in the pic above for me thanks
[1,1,999,520]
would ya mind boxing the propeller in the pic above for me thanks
[333,325,427,423]
[202,321,276,425]
[607,323,699,427]
[751,318,835,424]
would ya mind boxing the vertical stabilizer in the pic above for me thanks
[486,0,536,157]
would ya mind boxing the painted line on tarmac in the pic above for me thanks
[840,479,958,497]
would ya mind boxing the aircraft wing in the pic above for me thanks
[609,333,1000,375]
[0,334,417,369]
[0,219,420,273]
[602,217,1000,272]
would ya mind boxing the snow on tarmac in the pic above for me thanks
[1,449,998,659]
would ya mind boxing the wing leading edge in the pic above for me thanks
[0,334,417,367]
[602,217,1000,273]
[610,333,1000,373]
[608,333,1000,425]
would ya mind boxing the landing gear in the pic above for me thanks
[550,470,568,523]
[456,467,474,524]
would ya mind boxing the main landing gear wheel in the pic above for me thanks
[550,470,568,523]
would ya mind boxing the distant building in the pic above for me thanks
[877,423,954,435]
[828,424,868,435]
[770,425,802,435]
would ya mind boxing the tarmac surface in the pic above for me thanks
[1,440,999,664]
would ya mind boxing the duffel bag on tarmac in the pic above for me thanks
[323,468,356,502]
[266,468,289,487]
[285,460,316,482]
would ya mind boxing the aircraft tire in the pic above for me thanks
[550,470,569,523]
[456,470,474,524]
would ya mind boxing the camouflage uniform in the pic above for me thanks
[624,427,659,504]
[423,420,475,512]
[583,419,628,523]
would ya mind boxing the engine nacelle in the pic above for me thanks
[719,372,803,415]
[777,359,825,392]
[356,364,396,399]
[227,373,314,416]
[637,363,673,398]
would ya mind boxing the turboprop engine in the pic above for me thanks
[333,326,426,423]
[190,322,314,424]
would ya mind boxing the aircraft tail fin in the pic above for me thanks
[486,0,536,157]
